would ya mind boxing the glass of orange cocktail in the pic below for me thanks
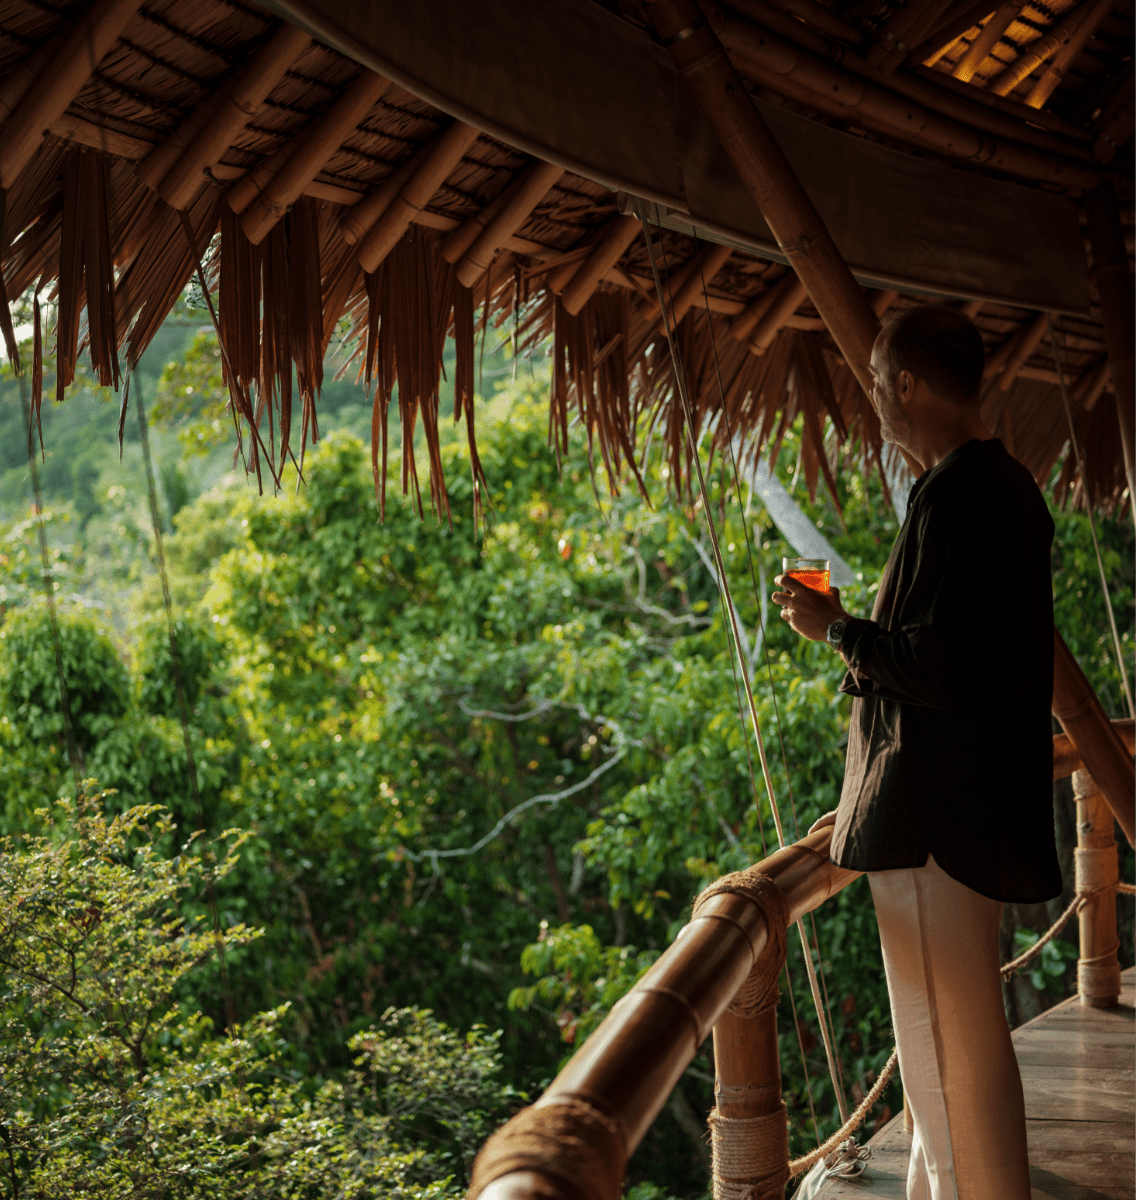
[782,557,830,593]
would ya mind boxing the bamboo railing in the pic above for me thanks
[468,720,1134,1200]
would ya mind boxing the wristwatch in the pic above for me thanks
[826,618,847,651]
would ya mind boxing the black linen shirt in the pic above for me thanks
[829,438,1063,904]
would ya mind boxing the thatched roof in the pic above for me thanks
[0,0,1132,514]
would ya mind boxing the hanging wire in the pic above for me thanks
[688,239,854,1127]
[16,365,83,792]
[633,202,855,1141]
[1047,315,1134,717]
[134,372,239,1033]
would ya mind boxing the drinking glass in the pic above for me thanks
[782,557,831,592]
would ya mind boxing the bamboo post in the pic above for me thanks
[0,24,72,127]
[560,215,642,316]
[987,0,1114,98]
[240,71,392,244]
[1024,0,1117,109]
[356,121,480,273]
[0,0,142,188]
[140,24,311,208]
[867,0,956,74]
[1072,766,1121,1008]
[1083,184,1136,523]
[454,161,564,285]
[470,830,860,1200]
[709,995,789,1198]
[1077,358,1111,414]
[951,1,1022,82]
[1053,630,1136,848]
[644,0,879,398]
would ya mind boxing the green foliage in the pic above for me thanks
[0,786,519,1198]
[1012,930,1079,997]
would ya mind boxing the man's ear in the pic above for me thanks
[896,369,916,406]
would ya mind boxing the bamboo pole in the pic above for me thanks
[951,1,1022,82]
[867,0,956,74]
[907,0,997,67]
[749,276,808,354]
[643,242,733,328]
[1077,358,1112,413]
[995,311,1049,392]
[1072,766,1121,1008]
[0,0,142,189]
[711,5,1107,188]
[1083,184,1136,523]
[645,0,878,397]
[987,0,1113,98]
[454,161,564,285]
[870,289,900,317]
[1024,0,1116,109]
[141,24,311,209]
[356,121,480,273]
[1053,719,1135,779]
[240,71,392,245]
[730,272,799,343]
[0,24,72,128]
[560,215,642,316]
[340,141,436,247]
[470,828,859,1200]
[723,0,1093,156]
[1053,630,1136,848]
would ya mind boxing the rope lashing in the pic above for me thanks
[693,868,789,1018]
[709,1103,790,1200]
[466,1097,626,1200]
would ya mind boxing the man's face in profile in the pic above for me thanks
[869,333,910,446]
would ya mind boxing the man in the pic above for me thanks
[772,304,1061,1200]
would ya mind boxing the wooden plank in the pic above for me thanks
[1015,1046,1134,1070]
[1026,1120,1135,1153]
[1024,1091,1135,1121]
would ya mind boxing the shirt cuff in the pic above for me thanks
[837,616,877,667]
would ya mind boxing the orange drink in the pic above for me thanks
[782,557,830,592]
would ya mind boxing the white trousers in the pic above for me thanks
[868,852,1032,1200]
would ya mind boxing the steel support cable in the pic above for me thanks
[634,203,855,1155]
[16,356,83,792]
[1046,314,1134,717]
[134,375,239,1035]
[687,239,856,1147]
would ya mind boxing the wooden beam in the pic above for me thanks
[0,24,72,128]
[1084,184,1136,523]
[144,24,312,210]
[340,141,436,247]
[754,0,860,43]
[730,270,800,343]
[240,70,392,245]
[356,121,480,273]
[1077,358,1111,413]
[653,242,734,327]
[560,215,642,315]
[453,161,564,286]
[645,0,878,397]
[951,1,1022,83]
[995,311,1049,392]
[870,289,900,317]
[987,0,1113,98]
[0,0,141,188]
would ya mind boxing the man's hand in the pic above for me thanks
[808,810,838,835]
[771,575,851,642]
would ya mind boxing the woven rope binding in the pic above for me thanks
[709,1102,789,1200]
[693,869,789,1018]
[467,1097,626,1200]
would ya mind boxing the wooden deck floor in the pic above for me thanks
[810,966,1134,1200]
